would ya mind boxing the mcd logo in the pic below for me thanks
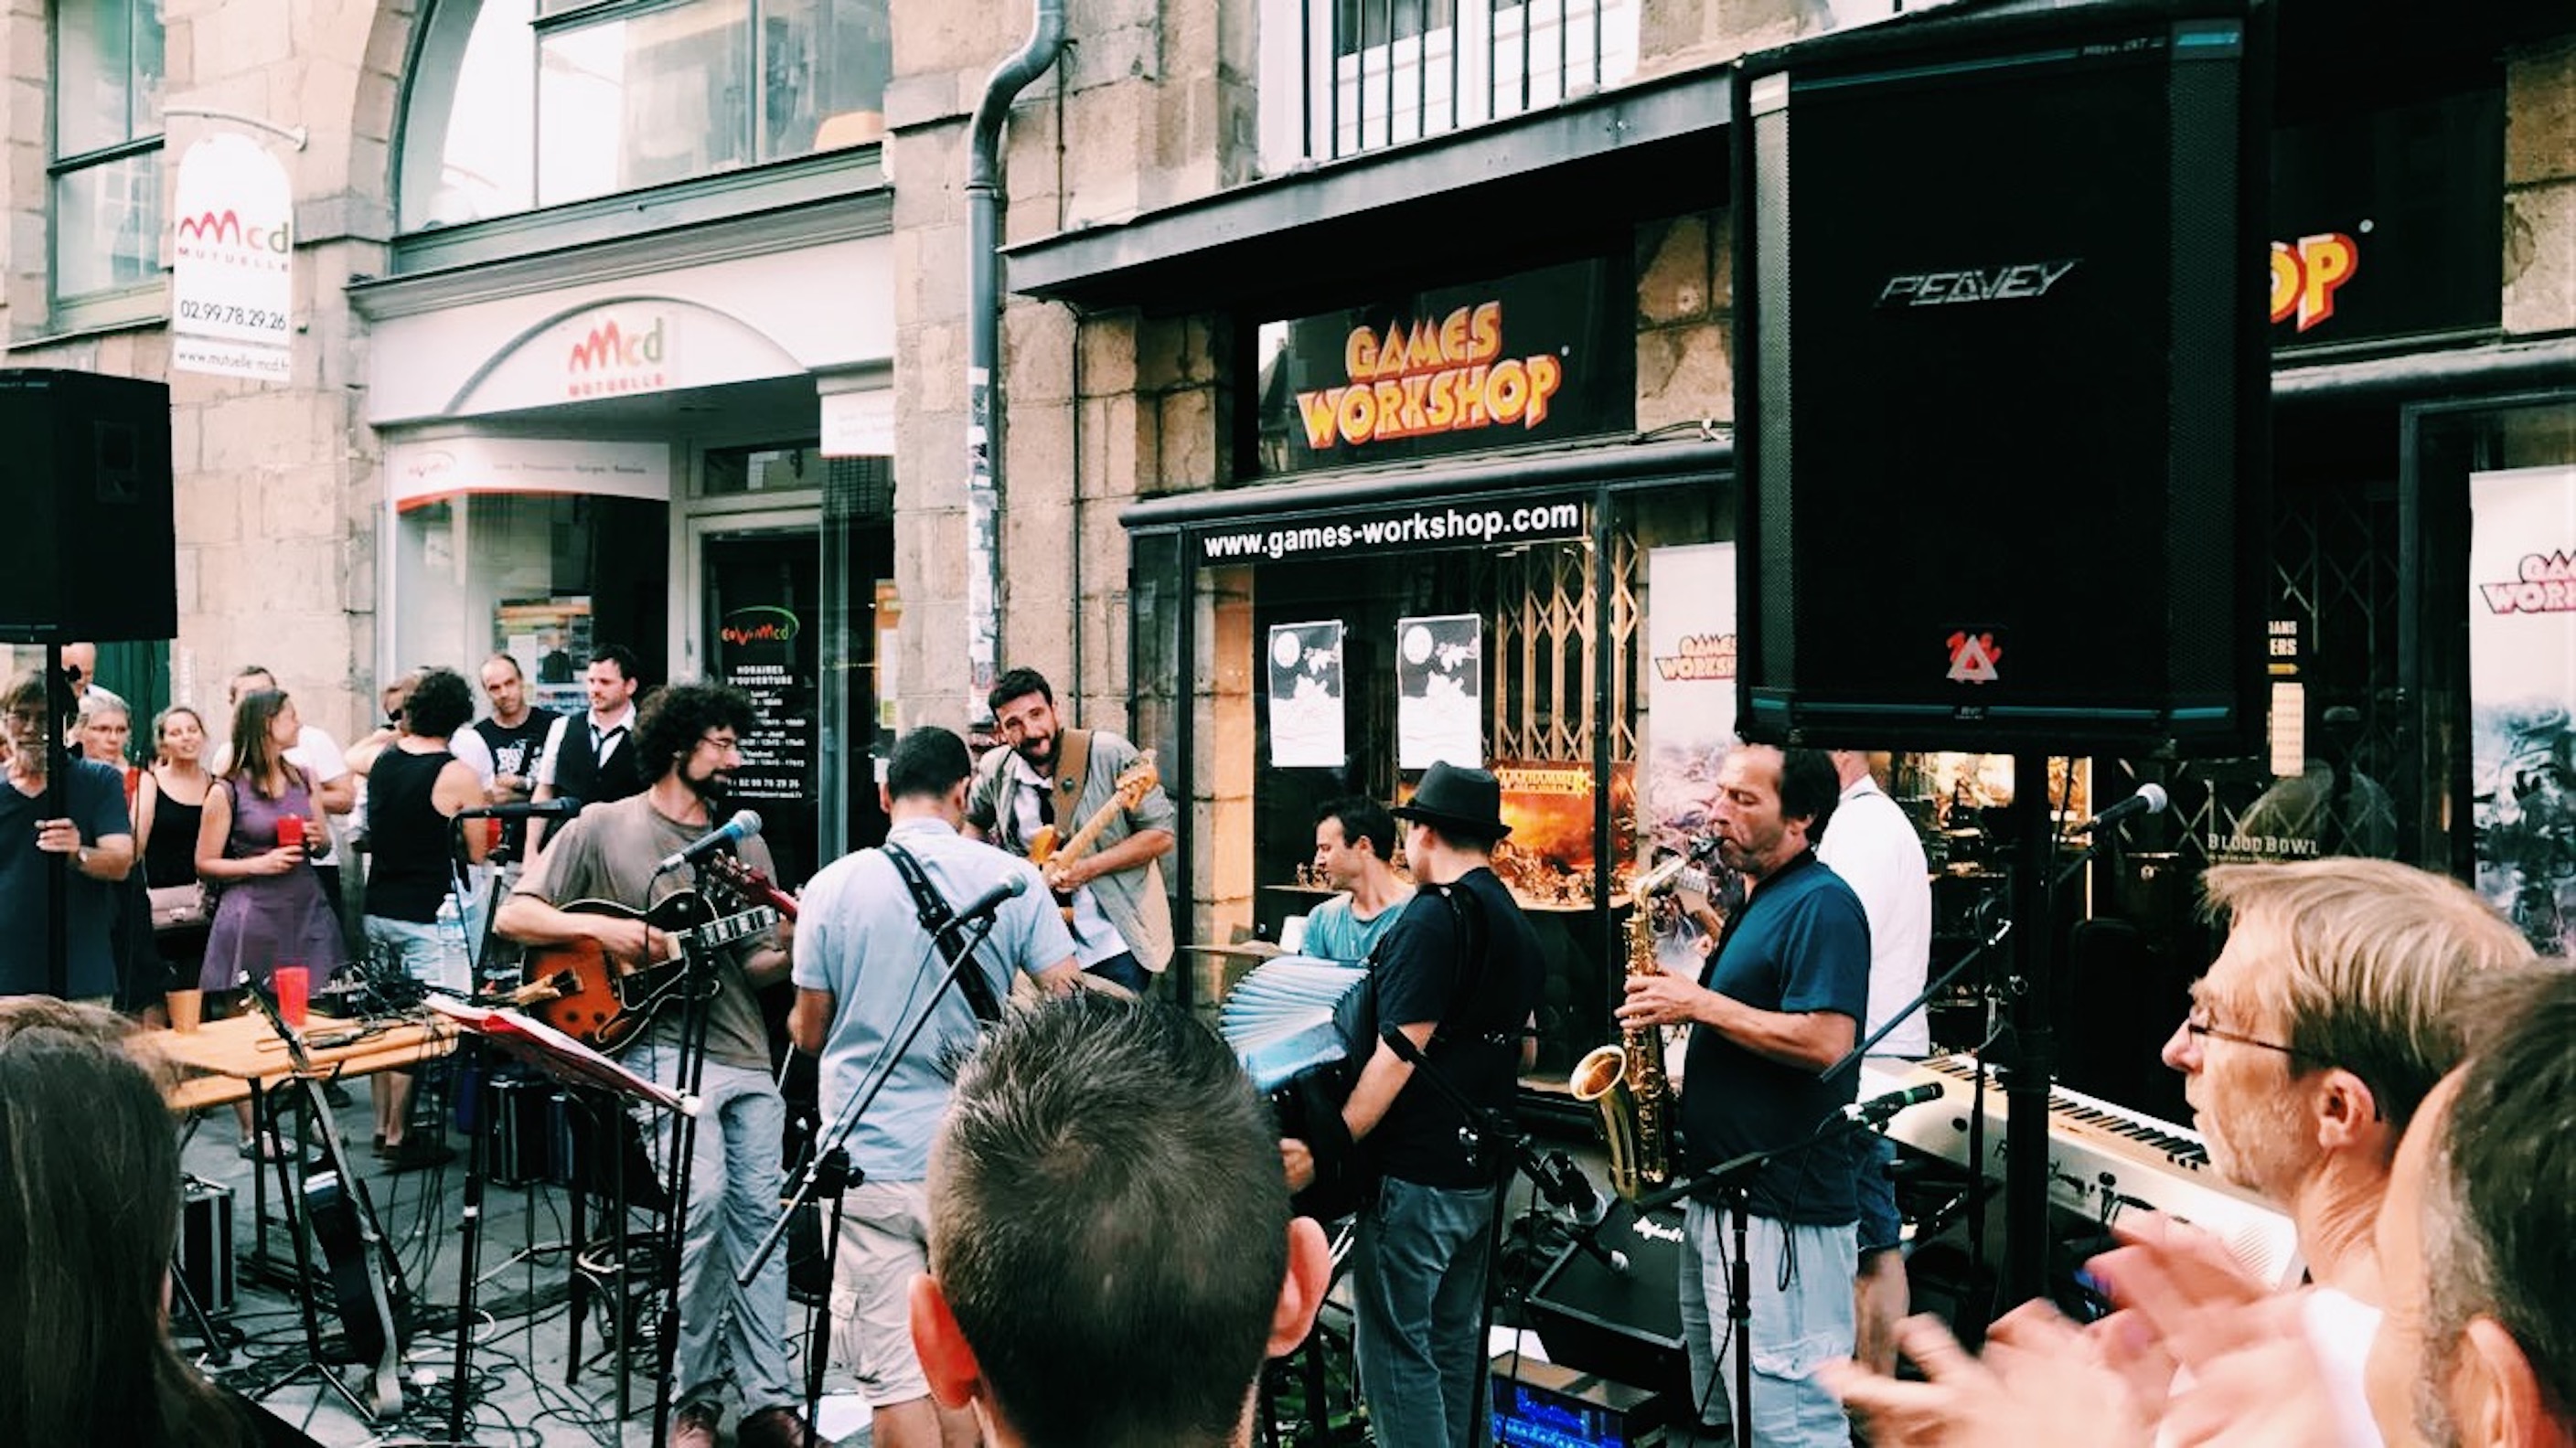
[174,209,293,252]
[568,317,666,372]
[2269,232,2358,334]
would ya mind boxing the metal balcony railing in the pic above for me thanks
[1283,0,1641,163]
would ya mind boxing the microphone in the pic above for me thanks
[655,808,763,874]
[1529,1150,1629,1274]
[935,873,1031,935]
[454,796,583,821]
[2075,783,2169,835]
[1842,1082,1942,1126]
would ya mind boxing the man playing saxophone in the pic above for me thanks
[1619,745,1871,1448]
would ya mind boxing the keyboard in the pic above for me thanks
[1860,1055,2306,1290]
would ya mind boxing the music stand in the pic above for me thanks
[425,996,697,1443]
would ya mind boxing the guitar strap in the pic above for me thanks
[1049,728,1094,834]
[881,842,1007,1024]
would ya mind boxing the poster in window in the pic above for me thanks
[1267,621,1346,769]
[2466,464,2576,956]
[1642,545,1739,965]
[1395,614,1481,771]
[496,597,593,718]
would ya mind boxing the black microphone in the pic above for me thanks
[655,808,763,874]
[454,796,583,821]
[2074,783,2169,835]
[935,873,1030,935]
[1842,1082,1942,1125]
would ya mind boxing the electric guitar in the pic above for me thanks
[1026,754,1160,923]
[524,854,788,1053]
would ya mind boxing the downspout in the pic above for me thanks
[964,0,1069,723]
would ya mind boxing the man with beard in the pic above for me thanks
[966,668,1177,996]
[0,668,135,1001]
[1619,743,1869,1447]
[496,682,809,1448]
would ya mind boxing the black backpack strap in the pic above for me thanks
[881,841,1006,1024]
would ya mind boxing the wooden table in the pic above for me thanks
[146,1011,459,1283]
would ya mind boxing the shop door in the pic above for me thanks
[701,529,824,890]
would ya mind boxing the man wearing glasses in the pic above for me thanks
[2153,859,2535,1441]
[497,681,812,1448]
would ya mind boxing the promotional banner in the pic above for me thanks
[1642,543,1737,857]
[1395,613,1482,770]
[171,133,294,381]
[2467,464,2576,955]
[1267,621,1347,769]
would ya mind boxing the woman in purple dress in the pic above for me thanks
[196,688,348,1156]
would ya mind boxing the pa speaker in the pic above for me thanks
[1524,1200,1690,1406]
[0,370,176,644]
[1733,1,2272,754]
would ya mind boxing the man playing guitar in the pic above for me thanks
[493,682,809,1448]
[965,667,1179,997]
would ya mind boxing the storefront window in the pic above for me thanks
[391,492,672,713]
[398,0,889,229]
[51,0,164,300]
[1159,474,1721,1091]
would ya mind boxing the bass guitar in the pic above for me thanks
[524,854,786,1052]
[1027,753,1159,923]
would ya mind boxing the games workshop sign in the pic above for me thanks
[1255,260,1632,474]
[2268,87,2501,348]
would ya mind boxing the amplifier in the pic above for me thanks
[1491,1356,1669,1448]
[1525,1200,1690,1405]
[177,1176,236,1314]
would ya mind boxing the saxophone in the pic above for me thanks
[1572,858,1685,1201]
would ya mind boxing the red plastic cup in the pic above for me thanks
[274,964,309,1028]
[274,814,305,851]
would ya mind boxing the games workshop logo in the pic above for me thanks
[1878,260,2080,308]
[2480,550,2576,615]
[1294,301,1566,451]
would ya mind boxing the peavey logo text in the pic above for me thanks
[1879,260,2080,308]
[1294,301,1566,450]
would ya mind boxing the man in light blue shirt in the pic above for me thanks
[788,727,1081,1448]
[1300,796,1414,966]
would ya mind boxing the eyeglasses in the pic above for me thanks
[2183,1002,2304,1059]
[698,734,743,755]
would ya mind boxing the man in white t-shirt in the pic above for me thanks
[1817,750,1931,1375]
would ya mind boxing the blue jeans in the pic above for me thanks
[1677,1203,1856,1447]
[1084,952,1151,996]
[1855,1133,1902,1255]
[628,1041,798,1419]
[1352,1176,1499,1448]
[363,915,471,995]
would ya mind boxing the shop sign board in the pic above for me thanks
[1195,493,1587,566]
[2269,87,2501,347]
[386,436,670,510]
[1254,259,1634,474]
[171,134,294,381]
[716,605,817,806]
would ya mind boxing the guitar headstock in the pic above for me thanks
[1113,752,1160,810]
[699,850,798,919]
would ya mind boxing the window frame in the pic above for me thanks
[47,0,167,313]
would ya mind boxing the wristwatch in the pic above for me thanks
[73,845,90,871]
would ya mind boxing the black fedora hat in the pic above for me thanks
[1391,761,1512,842]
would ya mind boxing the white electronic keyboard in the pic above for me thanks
[1859,1055,2306,1290]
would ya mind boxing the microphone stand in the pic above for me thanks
[736,904,1010,1448]
[1621,1107,1896,1436]
[647,858,729,1448]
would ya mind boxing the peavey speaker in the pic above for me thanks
[1733,1,2272,754]
[1525,1200,1690,1406]
[0,370,176,644]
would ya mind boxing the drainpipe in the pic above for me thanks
[964,0,1069,725]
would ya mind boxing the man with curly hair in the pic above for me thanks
[497,680,808,1448]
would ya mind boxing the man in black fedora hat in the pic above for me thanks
[1281,760,1543,1448]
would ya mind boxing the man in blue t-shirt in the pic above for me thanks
[1620,743,1869,1447]
[788,727,1082,1448]
[0,668,136,1000]
[1299,795,1413,965]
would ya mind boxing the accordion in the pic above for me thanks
[1218,956,1377,1219]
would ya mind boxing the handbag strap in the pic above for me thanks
[881,841,1006,1024]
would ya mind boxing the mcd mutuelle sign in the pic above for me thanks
[171,133,294,382]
